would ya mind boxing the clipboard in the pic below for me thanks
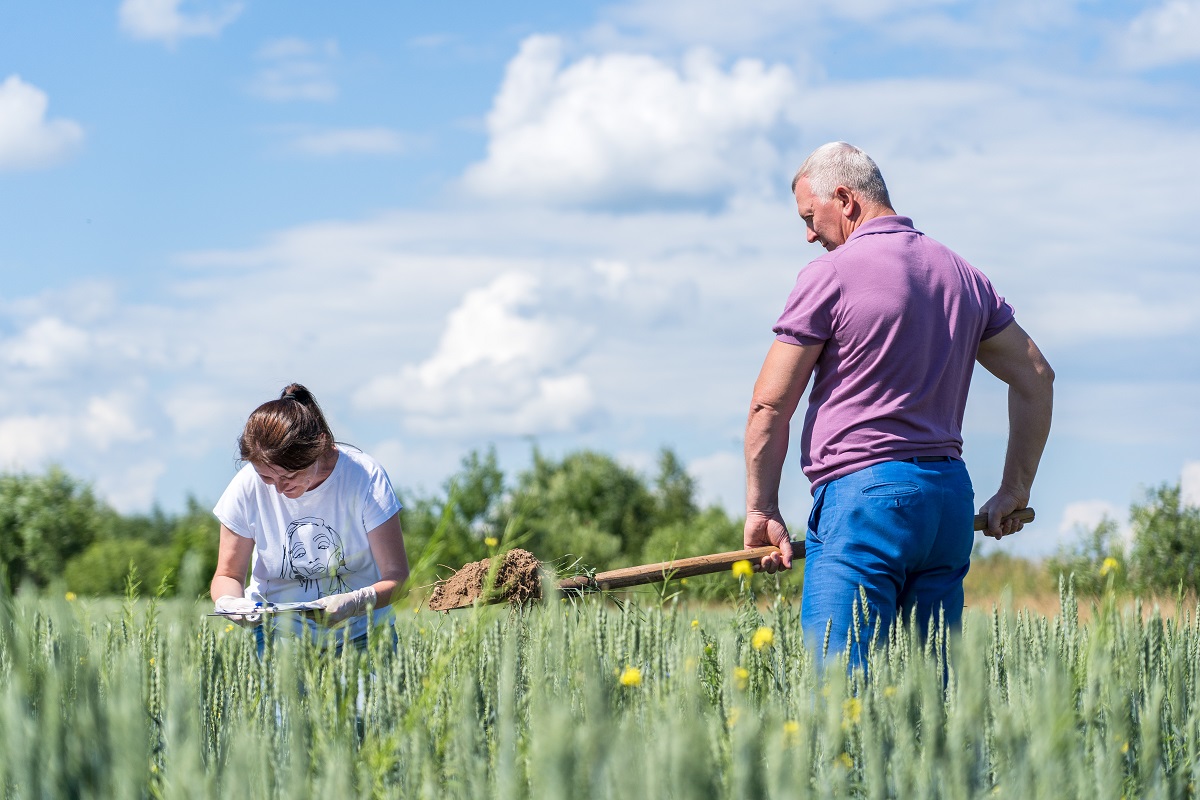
[209,600,324,617]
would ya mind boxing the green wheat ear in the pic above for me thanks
[2,584,1197,796]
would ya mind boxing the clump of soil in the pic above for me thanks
[428,548,545,612]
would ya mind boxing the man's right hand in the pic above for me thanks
[744,509,794,573]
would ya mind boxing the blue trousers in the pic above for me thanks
[801,458,974,671]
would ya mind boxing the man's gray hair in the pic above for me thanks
[791,142,892,208]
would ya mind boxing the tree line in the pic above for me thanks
[1,452,1197,599]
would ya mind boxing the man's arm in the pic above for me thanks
[744,339,823,572]
[975,321,1055,539]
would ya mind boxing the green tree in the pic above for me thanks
[650,447,699,530]
[401,447,509,590]
[1130,482,1200,594]
[509,449,656,569]
[0,467,104,589]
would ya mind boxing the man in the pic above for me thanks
[743,142,1053,666]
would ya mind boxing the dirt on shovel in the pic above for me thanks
[428,548,545,612]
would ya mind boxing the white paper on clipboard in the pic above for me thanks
[209,600,324,617]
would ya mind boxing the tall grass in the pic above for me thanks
[1,580,1197,798]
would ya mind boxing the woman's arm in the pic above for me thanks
[365,512,410,607]
[210,524,255,602]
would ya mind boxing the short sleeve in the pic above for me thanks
[213,467,256,538]
[773,260,841,346]
[976,270,1016,341]
[361,461,403,533]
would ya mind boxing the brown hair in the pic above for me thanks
[238,383,335,471]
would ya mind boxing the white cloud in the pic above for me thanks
[688,450,744,513]
[81,394,151,450]
[462,35,797,205]
[95,460,167,514]
[1,316,91,372]
[1183,461,1200,508]
[0,393,148,471]
[1023,290,1200,347]
[0,76,83,171]
[288,127,407,156]
[0,414,74,469]
[1118,0,1200,69]
[249,38,339,102]
[118,0,242,47]
[1058,500,1129,542]
[355,272,598,436]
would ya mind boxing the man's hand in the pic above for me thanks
[744,509,794,573]
[308,586,377,625]
[978,488,1031,540]
[213,595,262,628]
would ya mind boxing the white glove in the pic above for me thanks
[214,595,262,627]
[312,586,377,624]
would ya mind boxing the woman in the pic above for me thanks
[210,383,409,650]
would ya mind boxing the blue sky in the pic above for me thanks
[2,0,1198,558]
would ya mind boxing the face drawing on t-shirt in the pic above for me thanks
[280,516,350,595]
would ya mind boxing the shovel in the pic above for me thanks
[429,508,1034,609]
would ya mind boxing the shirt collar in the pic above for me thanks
[845,215,919,244]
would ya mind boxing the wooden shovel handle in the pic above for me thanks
[557,546,778,592]
[975,507,1035,531]
[555,507,1034,593]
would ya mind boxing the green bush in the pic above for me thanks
[1046,516,1127,597]
[1130,482,1200,594]
[0,467,102,589]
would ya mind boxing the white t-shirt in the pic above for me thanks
[213,446,403,643]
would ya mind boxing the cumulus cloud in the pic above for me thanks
[1183,461,1200,508]
[1023,290,1200,347]
[0,392,149,471]
[248,38,339,102]
[287,127,407,156]
[688,450,744,512]
[461,35,797,206]
[1118,0,1200,69]
[0,76,84,171]
[118,0,242,46]
[1,316,91,372]
[94,460,167,514]
[1058,500,1129,542]
[355,272,599,436]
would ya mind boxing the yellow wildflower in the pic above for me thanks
[619,665,642,687]
[883,686,897,698]
[224,624,234,633]
[1121,741,1129,754]
[783,720,800,744]
[842,697,862,727]
[149,658,155,666]
[484,536,499,548]
[732,560,754,579]
[1101,557,1120,577]
[727,707,741,728]
[691,619,700,628]
[837,752,853,769]
[734,666,750,690]
[751,626,775,651]
[64,591,77,602]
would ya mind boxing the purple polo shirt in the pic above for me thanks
[773,215,1014,491]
